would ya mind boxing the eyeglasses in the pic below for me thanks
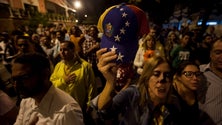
[182,71,201,78]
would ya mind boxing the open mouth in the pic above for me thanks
[157,88,166,93]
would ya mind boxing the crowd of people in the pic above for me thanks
[0,3,222,125]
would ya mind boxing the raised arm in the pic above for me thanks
[96,48,117,110]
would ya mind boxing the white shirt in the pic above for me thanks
[133,47,145,75]
[14,85,84,125]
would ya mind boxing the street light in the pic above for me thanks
[74,1,82,9]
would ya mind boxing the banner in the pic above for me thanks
[38,0,46,13]
[10,0,23,9]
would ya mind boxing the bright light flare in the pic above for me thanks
[74,1,82,9]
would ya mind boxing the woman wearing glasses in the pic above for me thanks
[172,61,215,125]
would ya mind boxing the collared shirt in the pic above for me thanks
[14,85,84,125]
[82,37,99,66]
[50,59,97,110]
[199,63,222,125]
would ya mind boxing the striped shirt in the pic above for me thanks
[199,63,222,125]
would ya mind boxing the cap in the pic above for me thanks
[98,3,149,64]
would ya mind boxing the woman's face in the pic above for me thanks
[178,65,201,91]
[146,38,155,49]
[170,34,176,41]
[148,62,172,101]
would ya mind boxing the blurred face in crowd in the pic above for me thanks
[204,35,213,45]
[12,63,43,98]
[60,42,75,61]
[181,35,190,46]
[148,62,171,101]
[210,40,222,71]
[56,31,61,39]
[149,28,157,37]
[169,33,176,41]
[88,27,98,38]
[178,64,201,91]
[40,36,51,48]
[145,36,155,50]
[16,38,30,53]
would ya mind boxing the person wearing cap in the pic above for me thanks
[91,4,181,125]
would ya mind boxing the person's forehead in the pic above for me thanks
[213,41,222,50]
[183,35,190,39]
[183,65,198,71]
[154,62,170,71]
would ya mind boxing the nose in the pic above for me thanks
[158,73,165,83]
[159,72,170,83]
[192,74,199,80]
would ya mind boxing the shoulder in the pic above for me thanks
[114,85,140,102]
[54,101,84,125]
[53,86,78,103]
[54,61,64,67]
[199,63,210,72]
[80,58,92,67]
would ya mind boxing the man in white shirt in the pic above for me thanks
[12,53,84,125]
[199,38,222,125]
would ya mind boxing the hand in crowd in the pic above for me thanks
[64,73,76,84]
[96,48,117,85]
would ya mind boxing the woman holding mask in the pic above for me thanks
[96,48,180,125]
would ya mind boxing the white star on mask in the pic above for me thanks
[122,12,127,18]
[125,21,130,27]
[117,52,124,61]
[120,28,126,34]
[110,45,117,52]
[114,35,121,42]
